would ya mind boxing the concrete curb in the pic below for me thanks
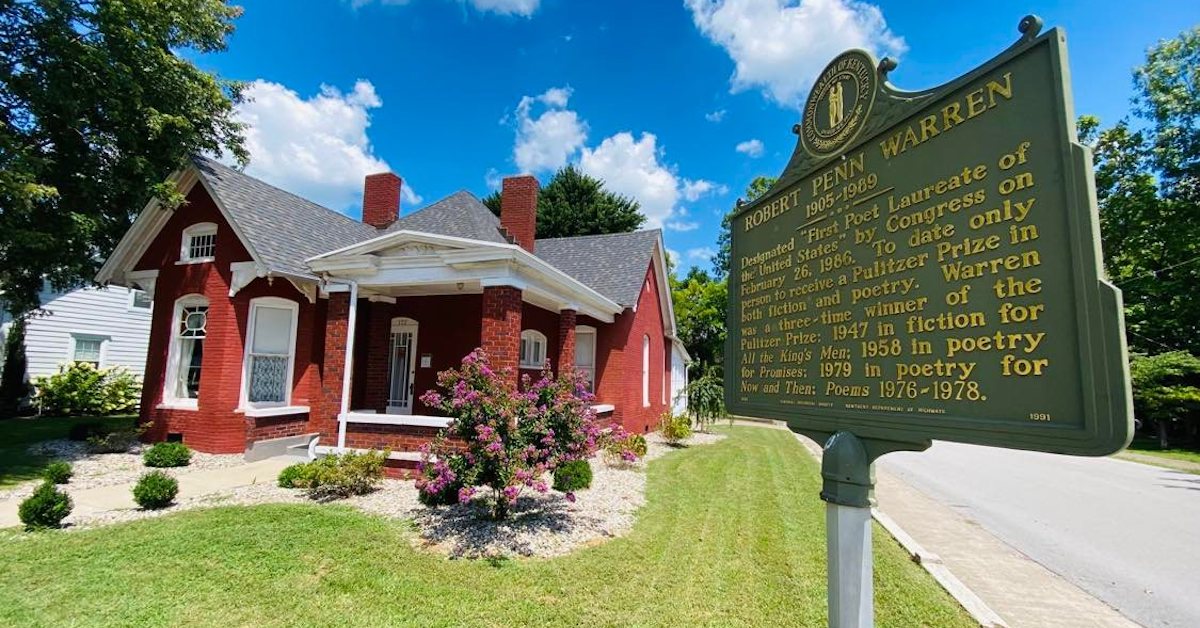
[786,429,1008,628]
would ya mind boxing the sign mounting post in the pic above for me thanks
[725,15,1133,627]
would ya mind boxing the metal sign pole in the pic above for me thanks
[820,431,875,628]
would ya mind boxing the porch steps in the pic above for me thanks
[245,432,320,462]
[310,444,433,463]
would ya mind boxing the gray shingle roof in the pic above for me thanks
[192,158,656,306]
[383,190,507,244]
[534,230,661,307]
[193,157,376,278]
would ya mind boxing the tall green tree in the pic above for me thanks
[0,317,29,416]
[713,175,776,279]
[483,164,645,238]
[669,266,727,375]
[1083,27,1200,354]
[1,0,247,316]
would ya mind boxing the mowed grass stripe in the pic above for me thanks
[0,427,974,627]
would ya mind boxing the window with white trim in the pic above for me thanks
[519,330,547,369]
[71,335,105,367]
[180,222,217,263]
[165,295,208,405]
[642,334,650,407]
[242,297,298,407]
[129,289,152,310]
[575,325,596,391]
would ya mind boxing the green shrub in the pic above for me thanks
[659,411,693,445]
[277,463,310,488]
[86,422,148,454]
[18,481,72,530]
[552,459,593,492]
[142,442,192,468]
[132,471,178,509]
[686,367,727,431]
[68,421,107,442]
[300,450,386,501]
[33,362,142,416]
[601,427,647,464]
[43,461,73,484]
[0,317,30,416]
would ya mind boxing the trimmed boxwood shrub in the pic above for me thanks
[552,459,593,492]
[298,450,386,501]
[18,482,72,530]
[143,442,192,468]
[132,471,178,510]
[43,461,73,484]
[277,463,309,488]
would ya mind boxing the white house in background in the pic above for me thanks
[671,341,690,414]
[0,283,153,381]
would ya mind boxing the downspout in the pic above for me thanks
[335,279,358,452]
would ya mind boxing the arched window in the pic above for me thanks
[241,297,299,408]
[520,330,548,369]
[575,325,597,391]
[164,294,209,407]
[642,334,650,407]
[180,222,217,263]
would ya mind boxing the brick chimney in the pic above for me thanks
[362,172,402,229]
[500,175,538,252]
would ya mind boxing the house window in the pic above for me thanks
[519,330,547,369]
[642,334,650,407]
[129,289,152,310]
[71,335,105,367]
[575,325,596,391]
[165,295,208,405]
[242,297,298,407]
[180,223,217,263]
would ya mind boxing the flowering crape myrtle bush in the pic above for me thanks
[417,349,601,519]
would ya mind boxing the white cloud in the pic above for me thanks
[579,132,681,229]
[686,0,906,107]
[666,220,700,232]
[467,0,540,16]
[681,179,728,201]
[705,109,727,122]
[350,0,540,17]
[736,138,765,157]
[687,247,717,262]
[230,79,421,212]
[512,87,588,173]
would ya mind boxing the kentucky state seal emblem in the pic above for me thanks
[800,50,877,158]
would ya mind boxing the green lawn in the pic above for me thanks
[0,415,135,488]
[0,427,973,627]
[1125,439,1200,465]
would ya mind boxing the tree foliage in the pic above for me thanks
[670,266,727,374]
[1128,351,1200,448]
[483,164,645,238]
[0,317,29,416]
[1083,27,1200,355]
[1,0,247,315]
[713,175,775,279]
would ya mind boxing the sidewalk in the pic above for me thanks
[782,426,1137,628]
[0,457,294,528]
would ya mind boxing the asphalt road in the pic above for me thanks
[881,443,1200,627]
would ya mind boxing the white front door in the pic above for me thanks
[387,317,419,414]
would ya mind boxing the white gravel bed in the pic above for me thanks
[16,430,727,561]
[0,439,246,503]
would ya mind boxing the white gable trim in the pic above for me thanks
[649,234,678,338]
[96,164,267,287]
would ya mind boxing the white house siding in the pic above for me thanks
[1,285,152,380]
[670,341,689,414]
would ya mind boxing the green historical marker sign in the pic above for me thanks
[727,17,1133,456]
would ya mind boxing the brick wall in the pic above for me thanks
[135,184,320,454]
[585,263,671,434]
[313,293,350,444]
[481,286,522,387]
[246,413,309,446]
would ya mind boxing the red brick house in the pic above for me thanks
[96,158,688,462]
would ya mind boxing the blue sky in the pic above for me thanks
[195,0,1200,274]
